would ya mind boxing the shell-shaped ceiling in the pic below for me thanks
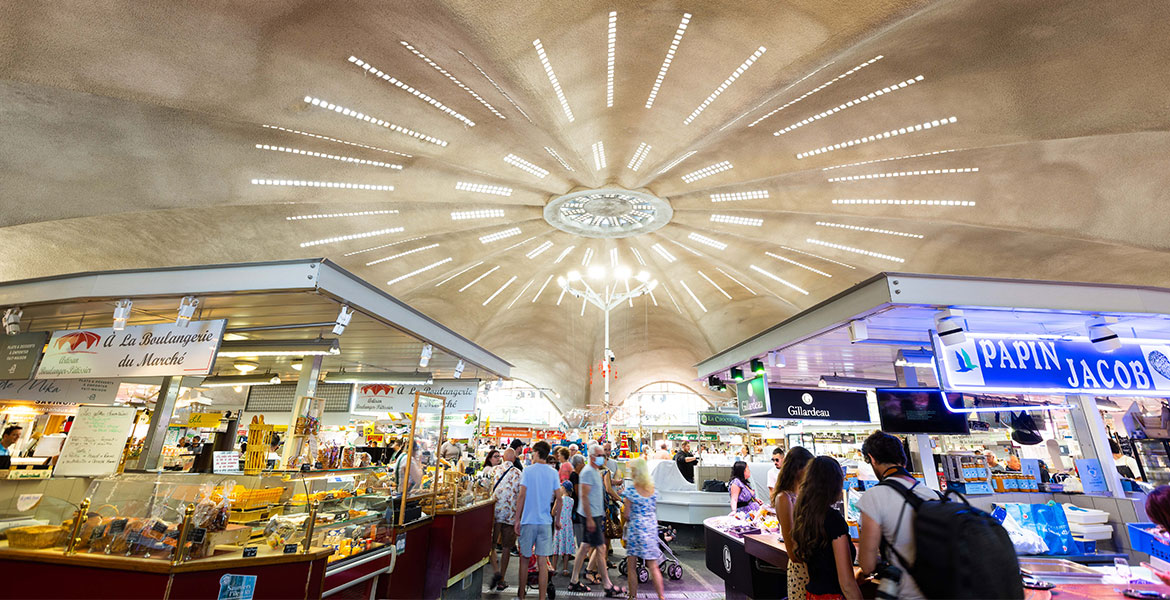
[2,1,1170,411]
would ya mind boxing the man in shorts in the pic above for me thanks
[568,444,624,597]
[514,441,563,600]
[489,447,521,592]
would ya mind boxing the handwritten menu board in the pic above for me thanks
[53,405,136,477]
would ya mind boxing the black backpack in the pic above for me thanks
[701,479,728,493]
[878,479,1023,600]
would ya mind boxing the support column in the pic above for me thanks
[894,366,941,491]
[282,355,323,465]
[137,376,182,471]
[1067,394,1125,498]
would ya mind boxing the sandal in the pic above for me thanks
[489,573,502,590]
[584,570,602,585]
[568,581,591,593]
[561,569,570,577]
[604,585,626,598]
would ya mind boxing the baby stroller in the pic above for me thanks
[525,554,556,599]
[618,524,684,583]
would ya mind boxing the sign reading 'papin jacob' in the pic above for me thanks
[36,320,225,379]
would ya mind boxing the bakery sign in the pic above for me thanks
[351,379,479,414]
[35,320,226,379]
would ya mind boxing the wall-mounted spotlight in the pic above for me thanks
[332,305,354,335]
[419,344,433,368]
[750,358,765,375]
[3,307,22,336]
[848,320,868,343]
[1087,317,1121,352]
[933,308,967,346]
[707,375,722,389]
[176,296,199,327]
[453,359,465,378]
[112,299,132,331]
[767,351,785,368]
[729,366,744,382]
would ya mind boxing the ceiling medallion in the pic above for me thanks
[544,188,672,238]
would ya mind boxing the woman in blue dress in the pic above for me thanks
[622,458,665,600]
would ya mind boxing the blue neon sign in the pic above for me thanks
[932,332,1170,396]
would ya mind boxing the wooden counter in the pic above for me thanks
[425,498,496,598]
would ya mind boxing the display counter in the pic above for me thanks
[703,515,785,598]
[423,498,496,599]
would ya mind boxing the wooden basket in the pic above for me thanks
[8,525,67,549]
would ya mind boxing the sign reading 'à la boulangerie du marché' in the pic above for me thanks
[36,320,226,379]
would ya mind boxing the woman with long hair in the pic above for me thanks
[482,449,502,475]
[772,446,815,600]
[791,456,861,600]
[729,460,762,514]
[622,458,666,600]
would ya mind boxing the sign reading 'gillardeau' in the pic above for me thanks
[35,320,226,379]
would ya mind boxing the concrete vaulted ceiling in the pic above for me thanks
[2,1,1170,413]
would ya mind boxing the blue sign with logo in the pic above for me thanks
[933,332,1170,396]
[217,574,257,600]
[761,388,871,422]
[1075,458,1109,494]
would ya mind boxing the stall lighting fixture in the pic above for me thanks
[1087,317,1121,353]
[323,371,433,385]
[2,308,19,335]
[217,338,340,357]
[729,367,744,382]
[707,375,723,389]
[750,358,765,375]
[453,359,465,378]
[112,299,132,331]
[332,306,354,335]
[419,344,433,368]
[176,296,199,327]
[291,359,303,371]
[233,360,259,373]
[818,375,897,390]
[201,373,282,388]
[933,309,967,346]
[767,351,785,367]
[894,349,935,368]
[938,392,1072,414]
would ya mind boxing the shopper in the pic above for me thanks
[482,449,502,475]
[440,438,462,463]
[855,431,938,600]
[553,479,577,576]
[674,440,698,483]
[728,461,762,514]
[510,438,526,471]
[1143,486,1170,585]
[489,447,522,592]
[653,441,671,459]
[623,458,666,600]
[514,441,563,600]
[791,456,861,600]
[568,444,623,597]
[771,446,814,600]
[559,461,573,483]
[0,425,21,456]
[569,453,585,544]
[766,446,786,496]
[569,443,580,459]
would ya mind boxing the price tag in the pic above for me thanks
[242,546,258,558]
[283,543,299,554]
[188,527,207,544]
[109,519,127,536]
[152,521,168,534]
[16,493,42,511]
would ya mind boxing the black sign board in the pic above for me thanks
[242,546,258,558]
[283,543,299,554]
[187,527,207,544]
[0,332,49,381]
[764,388,871,422]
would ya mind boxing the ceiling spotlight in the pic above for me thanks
[587,265,606,280]
[729,366,744,382]
[767,351,785,368]
[332,305,354,335]
[1087,317,1121,353]
[707,375,723,389]
[176,296,199,327]
[933,309,967,346]
[3,308,21,336]
[614,265,632,280]
[419,344,433,367]
[291,358,303,371]
[201,373,282,388]
[635,270,650,283]
[454,359,465,378]
[233,360,259,373]
[567,270,582,282]
[848,320,869,343]
[112,299,132,331]
[750,358,765,375]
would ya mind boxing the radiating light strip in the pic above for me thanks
[299,227,404,248]
[387,257,452,285]
[399,41,506,120]
[645,13,692,109]
[688,233,727,250]
[288,210,399,221]
[748,55,883,128]
[554,246,576,264]
[532,274,555,303]
[651,244,676,263]
[697,271,732,299]
[627,143,651,171]
[347,56,475,127]
[678,280,708,312]
[592,141,607,170]
[606,11,617,108]
[450,209,506,220]
[815,221,923,239]
[715,267,756,295]
[806,239,905,263]
[682,161,733,183]
[503,154,549,179]
[435,261,483,286]
[711,214,763,227]
[483,276,518,306]
[765,251,832,277]
[828,168,979,182]
[581,247,595,266]
[796,117,958,159]
[556,286,568,306]
[533,39,575,122]
[303,96,447,147]
[457,50,534,123]
[662,284,683,314]
[832,198,976,207]
[544,147,574,172]
[780,245,856,269]
[647,289,659,306]
[257,144,404,169]
[262,124,412,157]
[683,46,766,125]
[822,148,960,171]
[580,296,588,316]
[252,178,392,191]
[656,151,697,175]
[459,265,501,292]
[774,75,924,136]
[344,235,427,257]
[366,243,439,266]
[631,247,646,266]
[479,227,522,244]
[526,241,554,259]
[711,190,768,202]
[455,181,513,196]
[506,279,535,309]
[504,237,539,253]
[609,248,618,268]
[749,265,810,295]
[670,240,705,257]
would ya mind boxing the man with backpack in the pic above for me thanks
[855,431,1022,600]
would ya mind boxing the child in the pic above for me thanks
[553,479,577,575]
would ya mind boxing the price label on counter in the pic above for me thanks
[283,543,299,554]
[242,546,258,558]
[213,451,240,473]
[16,493,43,511]
[188,527,207,544]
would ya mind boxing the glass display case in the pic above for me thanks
[388,392,446,524]
[1133,438,1170,484]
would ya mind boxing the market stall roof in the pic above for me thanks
[696,272,1170,385]
[0,258,511,380]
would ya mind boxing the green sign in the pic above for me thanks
[737,376,770,417]
[665,432,718,442]
[698,411,748,430]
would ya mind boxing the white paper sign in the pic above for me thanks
[0,378,119,404]
[16,493,43,511]
[352,379,479,414]
[213,451,241,473]
[36,320,225,379]
[53,405,137,477]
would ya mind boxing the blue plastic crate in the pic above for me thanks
[1129,522,1170,561]
[1070,538,1096,555]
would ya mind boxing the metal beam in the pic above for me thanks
[136,376,182,470]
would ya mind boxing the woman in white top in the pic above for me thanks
[771,446,813,600]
